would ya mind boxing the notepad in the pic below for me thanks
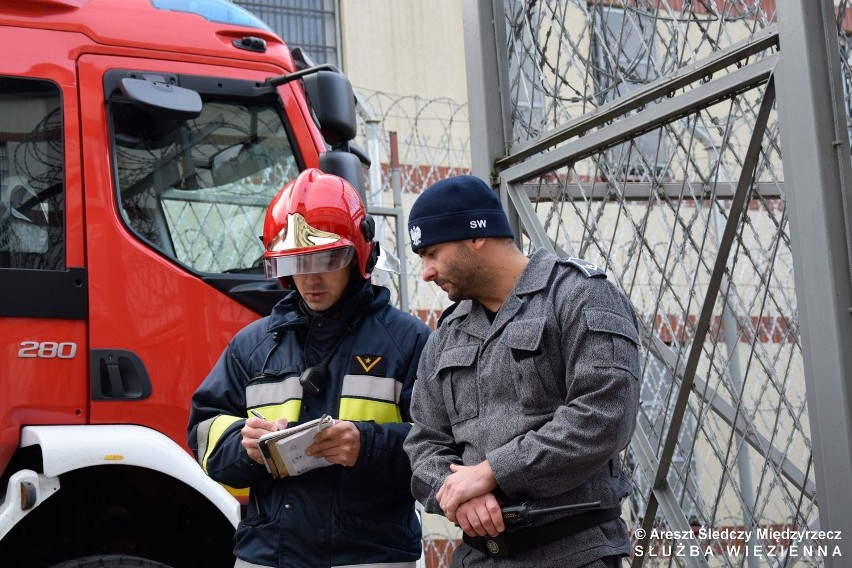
[256,414,335,478]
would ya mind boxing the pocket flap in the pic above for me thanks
[436,344,478,370]
[502,317,547,352]
[585,309,639,345]
[255,363,301,379]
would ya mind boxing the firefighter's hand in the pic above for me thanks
[242,417,287,464]
[454,493,505,538]
[305,420,360,467]
[437,461,497,523]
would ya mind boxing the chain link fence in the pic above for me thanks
[355,89,470,326]
[480,1,852,566]
[348,2,828,565]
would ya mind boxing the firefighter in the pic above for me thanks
[188,168,430,568]
[403,175,641,567]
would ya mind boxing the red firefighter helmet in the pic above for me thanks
[262,168,377,280]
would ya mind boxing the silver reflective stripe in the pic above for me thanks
[195,416,216,467]
[332,563,417,568]
[340,374,402,404]
[234,558,273,568]
[246,375,303,407]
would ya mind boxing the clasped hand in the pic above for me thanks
[436,461,505,538]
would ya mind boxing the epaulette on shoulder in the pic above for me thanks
[557,257,607,279]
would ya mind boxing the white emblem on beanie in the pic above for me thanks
[410,225,422,247]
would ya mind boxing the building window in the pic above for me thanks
[234,0,340,67]
[591,5,668,180]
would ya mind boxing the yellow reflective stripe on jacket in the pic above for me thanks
[248,400,301,423]
[246,375,302,423]
[338,374,402,423]
[339,398,401,423]
[225,485,250,499]
[198,414,242,473]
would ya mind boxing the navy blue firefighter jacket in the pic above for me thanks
[188,280,430,568]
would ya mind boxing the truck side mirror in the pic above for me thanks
[319,151,366,202]
[301,71,357,147]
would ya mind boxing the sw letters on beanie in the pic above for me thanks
[407,175,514,252]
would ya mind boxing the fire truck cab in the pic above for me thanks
[0,1,363,566]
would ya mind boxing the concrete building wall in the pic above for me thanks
[338,1,467,103]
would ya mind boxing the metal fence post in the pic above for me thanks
[776,1,852,559]
[462,0,521,236]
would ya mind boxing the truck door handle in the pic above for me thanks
[91,349,152,400]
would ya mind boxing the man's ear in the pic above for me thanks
[470,237,487,250]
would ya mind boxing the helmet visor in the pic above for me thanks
[264,246,355,278]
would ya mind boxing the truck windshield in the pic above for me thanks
[110,94,299,274]
[150,0,272,31]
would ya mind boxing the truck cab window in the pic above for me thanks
[110,92,299,274]
[0,77,64,270]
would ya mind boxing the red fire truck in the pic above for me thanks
[0,1,365,566]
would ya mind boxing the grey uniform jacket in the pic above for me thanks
[404,249,642,566]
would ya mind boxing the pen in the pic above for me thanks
[250,409,268,420]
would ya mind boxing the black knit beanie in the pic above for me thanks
[407,175,514,252]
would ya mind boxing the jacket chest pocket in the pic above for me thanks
[245,365,303,423]
[501,318,562,414]
[585,308,641,380]
[434,344,480,425]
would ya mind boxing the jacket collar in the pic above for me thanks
[265,280,390,334]
[444,249,556,340]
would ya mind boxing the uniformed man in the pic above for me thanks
[404,175,641,567]
[188,169,430,568]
